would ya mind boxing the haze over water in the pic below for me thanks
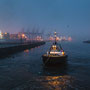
[0,0,90,41]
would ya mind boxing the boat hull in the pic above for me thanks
[42,55,68,65]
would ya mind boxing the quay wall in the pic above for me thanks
[0,41,45,58]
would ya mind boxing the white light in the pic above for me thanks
[50,52,61,54]
[0,30,3,39]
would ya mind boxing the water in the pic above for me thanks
[0,44,20,48]
[0,41,90,90]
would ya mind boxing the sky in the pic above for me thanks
[0,0,90,40]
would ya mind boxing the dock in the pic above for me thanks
[0,41,45,58]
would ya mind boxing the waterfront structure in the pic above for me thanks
[48,36,72,42]
[3,32,10,39]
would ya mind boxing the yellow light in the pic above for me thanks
[22,34,25,38]
[44,76,73,90]
[54,32,56,34]
[62,52,65,55]
[52,45,56,50]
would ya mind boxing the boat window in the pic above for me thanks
[50,45,61,52]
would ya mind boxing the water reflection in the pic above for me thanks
[39,62,73,89]
[42,75,74,90]
[36,46,40,48]
[36,75,74,90]
[42,62,68,76]
[24,49,29,53]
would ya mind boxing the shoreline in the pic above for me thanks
[83,40,90,43]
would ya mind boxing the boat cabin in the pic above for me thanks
[48,44,65,55]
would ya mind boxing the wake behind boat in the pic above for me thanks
[42,32,68,65]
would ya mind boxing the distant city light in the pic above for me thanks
[0,30,3,39]
[22,34,25,38]
[5,32,7,34]
[48,36,72,42]
[68,37,72,41]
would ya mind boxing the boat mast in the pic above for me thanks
[54,32,63,50]
[54,32,57,45]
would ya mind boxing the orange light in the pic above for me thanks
[5,32,7,34]
[22,34,25,37]
[24,49,29,53]
[62,52,64,55]
[68,37,72,41]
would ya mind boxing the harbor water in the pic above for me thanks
[0,41,90,90]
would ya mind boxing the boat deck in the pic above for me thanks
[43,54,67,57]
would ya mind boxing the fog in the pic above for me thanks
[0,0,90,41]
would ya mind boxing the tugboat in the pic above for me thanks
[42,32,68,65]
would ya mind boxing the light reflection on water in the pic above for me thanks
[42,76,74,90]
[24,49,29,53]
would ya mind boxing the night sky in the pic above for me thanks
[0,0,90,40]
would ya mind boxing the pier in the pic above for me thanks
[0,41,45,58]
